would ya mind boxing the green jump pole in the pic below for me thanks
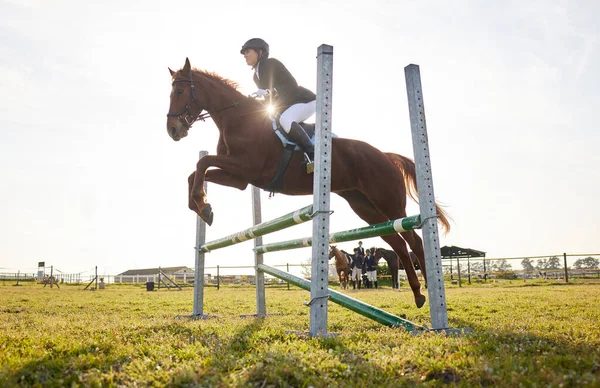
[257,264,424,332]
[254,215,421,254]
[199,205,313,253]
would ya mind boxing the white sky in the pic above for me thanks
[1,0,598,277]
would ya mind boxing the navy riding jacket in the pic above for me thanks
[254,57,315,112]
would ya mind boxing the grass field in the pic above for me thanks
[0,281,598,387]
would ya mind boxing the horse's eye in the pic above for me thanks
[176,89,184,95]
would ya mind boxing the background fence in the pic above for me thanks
[2,253,598,287]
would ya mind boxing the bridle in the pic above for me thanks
[166,72,240,127]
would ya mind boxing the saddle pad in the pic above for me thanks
[271,118,338,150]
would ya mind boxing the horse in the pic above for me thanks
[373,247,421,289]
[329,245,351,289]
[165,58,450,308]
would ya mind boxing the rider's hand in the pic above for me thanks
[252,89,270,98]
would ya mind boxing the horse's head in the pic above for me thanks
[328,245,337,260]
[166,58,206,141]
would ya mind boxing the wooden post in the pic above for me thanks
[467,256,471,284]
[563,252,569,283]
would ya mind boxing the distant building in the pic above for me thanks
[115,266,195,283]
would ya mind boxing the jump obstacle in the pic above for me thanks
[192,44,460,336]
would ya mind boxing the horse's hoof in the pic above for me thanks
[200,205,214,226]
[415,295,426,308]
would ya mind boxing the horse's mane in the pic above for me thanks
[173,68,268,114]
[192,68,240,90]
[171,67,246,97]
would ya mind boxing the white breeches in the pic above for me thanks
[367,270,377,281]
[279,101,316,133]
[352,267,362,281]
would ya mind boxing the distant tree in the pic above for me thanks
[536,258,547,270]
[301,257,312,278]
[521,258,536,271]
[573,257,600,269]
[491,259,512,271]
[545,256,561,269]
[470,262,485,273]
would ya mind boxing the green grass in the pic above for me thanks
[0,282,598,387]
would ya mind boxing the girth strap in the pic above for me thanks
[266,143,296,195]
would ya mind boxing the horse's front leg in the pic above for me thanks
[188,171,200,214]
[190,155,253,225]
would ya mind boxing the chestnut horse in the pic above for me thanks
[165,58,450,308]
[329,245,351,289]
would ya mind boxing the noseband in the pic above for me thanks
[167,72,240,127]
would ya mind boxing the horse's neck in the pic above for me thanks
[336,252,348,266]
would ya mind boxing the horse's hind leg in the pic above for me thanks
[380,234,426,307]
[337,190,426,308]
[400,231,427,287]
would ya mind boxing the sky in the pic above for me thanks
[1,0,598,278]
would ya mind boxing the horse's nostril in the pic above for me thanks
[169,127,176,136]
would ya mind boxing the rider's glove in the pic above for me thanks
[253,89,270,98]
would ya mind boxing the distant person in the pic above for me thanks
[241,38,316,172]
[355,241,365,257]
[350,248,364,289]
[364,249,378,288]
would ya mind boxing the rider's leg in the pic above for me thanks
[280,102,316,168]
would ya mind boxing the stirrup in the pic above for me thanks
[303,153,314,174]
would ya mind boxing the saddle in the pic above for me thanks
[266,118,317,194]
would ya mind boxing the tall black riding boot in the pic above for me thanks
[358,280,362,289]
[288,122,315,173]
[351,280,355,290]
[374,281,378,289]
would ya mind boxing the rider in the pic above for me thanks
[364,249,378,289]
[350,248,364,290]
[355,241,365,257]
[241,38,316,172]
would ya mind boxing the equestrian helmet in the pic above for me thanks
[240,38,270,57]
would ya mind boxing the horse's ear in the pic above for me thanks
[182,57,191,75]
[169,67,175,77]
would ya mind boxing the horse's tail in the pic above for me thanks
[385,153,451,234]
